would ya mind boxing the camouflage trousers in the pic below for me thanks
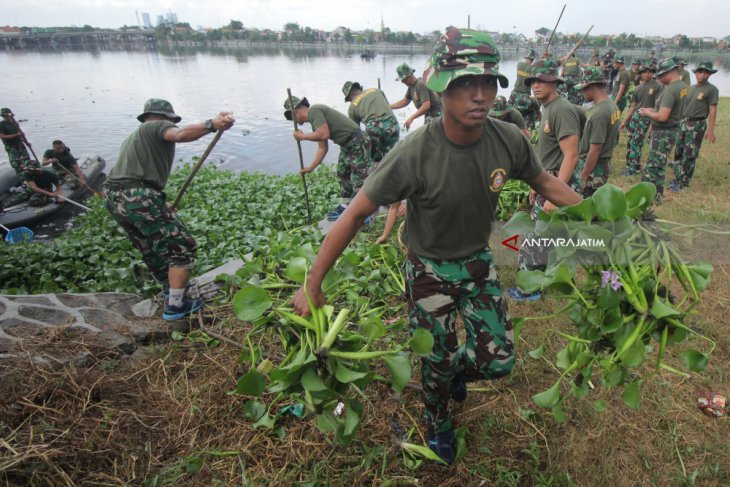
[572,157,610,198]
[405,249,515,433]
[28,193,52,207]
[518,193,550,272]
[625,112,650,173]
[641,126,678,194]
[53,166,81,189]
[337,130,373,199]
[4,144,30,176]
[672,118,707,188]
[105,187,197,284]
[563,76,583,105]
[364,115,400,163]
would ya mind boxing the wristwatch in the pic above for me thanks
[204,119,216,133]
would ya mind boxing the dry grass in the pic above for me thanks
[2,100,730,486]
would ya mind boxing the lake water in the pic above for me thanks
[3,46,730,176]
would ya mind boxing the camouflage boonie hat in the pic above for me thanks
[137,98,181,123]
[656,58,678,76]
[395,63,416,81]
[575,66,608,90]
[489,95,509,117]
[693,61,717,74]
[613,56,624,64]
[525,59,563,86]
[283,95,310,121]
[342,81,362,102]
[672,56,687,65]
[639,63,655,73]
[526,49,537,59]
[631,58,641,65]
[20,158,40,178]
[423,28,508,92]
[0,108,12,116]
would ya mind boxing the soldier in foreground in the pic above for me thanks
[291,28,581,465]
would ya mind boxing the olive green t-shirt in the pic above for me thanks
[362,118,543,260]
[107,120,176,190]
[308,104,359,146]
[405,79,442,117]
[562,57,582,77]
[629,69,640,87]
[348,89,394,124]
[579,99,621,165]
[538,96,581,172]
[0,120,23,149]
[678,68,691,86]
[652,79,687,129]
[513,60,533,93]
[43,147,77,171]
[611,67,630,97]
[682,82,719,119]
[633,80,662,108]
[491,108,527,130]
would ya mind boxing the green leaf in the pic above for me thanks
[555,346,572,370]
[650,298,681,319]
[528,344,544,359]
[563,197,596,222]
[552,401,567,423]
[686,262,713,292]
[454,426,468,461]
[301,367,328,392]
[400,442,448,465]
[625,182,656,218]
[622,381,640,409]
[233,286,272,322]
[502,211,534,236]
[184,456,204,474]
[362,316,387,342]
[592,184,627,221]
[593,400,607,412]
[252,412,276,429]
[383,353,412,392]
[532,381,561,408]
[513,318,526,341]
[235,369,266,397]
[316,411,340,433]
[343,398,363,437]
[285,257,308,283]
[242,400,266,421]
[620,341,646,368]
[682,349,708,372]
[334,363,370,383]
[408,328,434,355]
[516,270,552,292]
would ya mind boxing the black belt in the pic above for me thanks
[686,117,706,122]
[105,181,161,191]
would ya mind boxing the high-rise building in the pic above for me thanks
[142,12,152,29]
[156,15,165,26]
[165,10,178,25]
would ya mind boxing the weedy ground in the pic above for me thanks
[1,101,729,486]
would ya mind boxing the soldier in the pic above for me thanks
[588,49,600,67]
[0,108,31,177]
[42,140,86,190]
[648,50,658,70]
[291,28,581,465]
[611,56,631,114]
[674,57,691,86]
[509,58,581,301]
[285,95,373,221]
[105,99,234,320]
[561,51,584,105]
[620,63,662,175]
[390,63,443,129]
[638,58,688,204]
[342,81,399,163]
[19,159,63,206]
[629,59,642,87]
[669,61,719,191]
[488,96,530,138]
[509,49,540,129]
[572,67,621,197]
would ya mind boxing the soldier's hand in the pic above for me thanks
[528,189,537,206]
[706,131,716,143]
[299,166,313,175]
[292,283,326,316]
[404,118,413,130]
[293,129,305,141]
[213,112,235,131]
[543,201,557,213]
[396,202,407,217]
[619,121,627,131]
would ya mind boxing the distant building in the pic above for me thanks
[165,10,178,25]
[156,15,164,26]
[0,26,22,36]
[142,13,152,29]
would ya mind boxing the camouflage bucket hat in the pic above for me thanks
[488,95,509,116]
[613,56,624,64]
[525,59,563,86]
[656,58,678,76]
[137,98,181,123]
[639,63,655,73]
[693,61,717,74]
[575,66,608,90]
[423,28,508,93]
[0,108,13,116]
[395,63,416,81]
[342,81,362,102]
[20,159,40,176]
[283,95,310,121]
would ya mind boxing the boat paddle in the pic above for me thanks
[8,113,42,164]
[287,88,313,225]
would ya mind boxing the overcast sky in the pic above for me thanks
[5,0,730,39]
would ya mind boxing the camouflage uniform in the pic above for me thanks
[105,187,197,283]
[336,130,372,198]
[5,145,31,176]
[364,115,399,162]
[625,112,651,173]
[0,109,30,176]
[405,249,514,433]
[672,118,705,187]
[643,127,678,192]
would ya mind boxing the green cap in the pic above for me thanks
[692,61,717,74]
[656,58,678,76]
[423,28,508,93]
[342,81,362,102]
[575,66,608,90]
[0,108,12,116]
[395,63,416,81]
[283,95,309,121]
[613,56,624,64]
[526,49,537,59]
[525,59,563,86]
[137,98,181,123]
[488,95,509,117]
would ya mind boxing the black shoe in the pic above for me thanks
[163,297,202,320]
[450,379,467,403]
[427,427,456,465]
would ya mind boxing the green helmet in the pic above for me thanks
[283,95,310,121]
[656,58,678,76]
[525,59,563,86]
[423,28,508,93]
[342,81,362,102]
[137,98,181,123]
[488,95,509,117]
[395,63,416,81]
[692,61,717,74]
[575,66,608,90]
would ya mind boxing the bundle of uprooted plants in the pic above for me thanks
[504,182,716,418]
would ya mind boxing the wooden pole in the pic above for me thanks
[287,88,313,225]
